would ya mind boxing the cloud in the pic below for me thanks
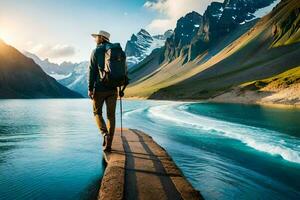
[147,19,174,33]
[29,43,77,59]
[144,0,223,34]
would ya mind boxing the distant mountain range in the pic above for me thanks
[0,40,82,99]
[125,29,173,68]
[23,51,77,80]
[24,51,88,97]
[125,0,300,105]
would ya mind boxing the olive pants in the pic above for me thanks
[93,90,118,147]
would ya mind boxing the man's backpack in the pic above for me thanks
[99,43,128,88]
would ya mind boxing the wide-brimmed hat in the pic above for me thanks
[91,30,110,40]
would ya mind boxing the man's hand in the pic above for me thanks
[119,90,124,97]
[88,90,94,99]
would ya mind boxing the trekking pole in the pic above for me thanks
[119,91,123,136]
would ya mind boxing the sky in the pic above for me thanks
[0,0,222,63]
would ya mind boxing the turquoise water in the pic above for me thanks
[0,99,300,199]
[0,100,104,200]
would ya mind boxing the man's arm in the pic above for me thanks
[119,63,129,97]
[88,50,97,98]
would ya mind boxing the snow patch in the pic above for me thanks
[253,0,280,18]
[49,73,71,80]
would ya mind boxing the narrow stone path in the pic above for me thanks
[99,128,203,200]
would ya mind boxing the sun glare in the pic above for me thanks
[0,31,13,44]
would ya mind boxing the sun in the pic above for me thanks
[0,30,13,44]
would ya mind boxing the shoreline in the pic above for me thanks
[123,96,300,109]
[208,86,300,109]
[208,99,300,109]
[2,96,298,109]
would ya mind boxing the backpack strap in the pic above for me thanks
[98,42,110,81]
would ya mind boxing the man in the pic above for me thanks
[88,30,119,152]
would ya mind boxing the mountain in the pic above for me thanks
[0,40,82,99]
[24,51,89,97]
[163,11,203,63]
[58,61,89,97]
[163,0,276,63]
[127,0,278,86]
[24,51,77,80]
[125,29,173,68]
[125,0,300,105]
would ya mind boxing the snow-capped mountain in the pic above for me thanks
[24,51,77,80]
[125,29,173,68]
[24,51,89,96]
[252,0,281,19]
[163,0,278,62]
[58,61,89,97]
[127,0,300,104]
[0,41,81,98]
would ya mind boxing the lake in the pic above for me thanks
[0,99,299,200]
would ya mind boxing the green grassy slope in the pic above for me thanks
[241,66,300,91]
[146,0,300,100]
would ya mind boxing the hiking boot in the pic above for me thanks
[103,146,112,152]
[103,134,112,152]
[102,132,108,147]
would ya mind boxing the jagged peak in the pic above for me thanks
[186,11,202,17]
[130,34,138,42]
[137,29,151,37]
[176,11,203,28]
[164,29,173,36]
[178,11,202,21]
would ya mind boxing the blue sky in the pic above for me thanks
[0,0,221,63]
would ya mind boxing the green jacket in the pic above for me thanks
[88,41,117,92]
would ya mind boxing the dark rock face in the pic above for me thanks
[211,0,274,39]
[163,11,203,62]
[162,0,276,62]
[0,40,82,99]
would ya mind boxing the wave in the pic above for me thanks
[147,103,300,164]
